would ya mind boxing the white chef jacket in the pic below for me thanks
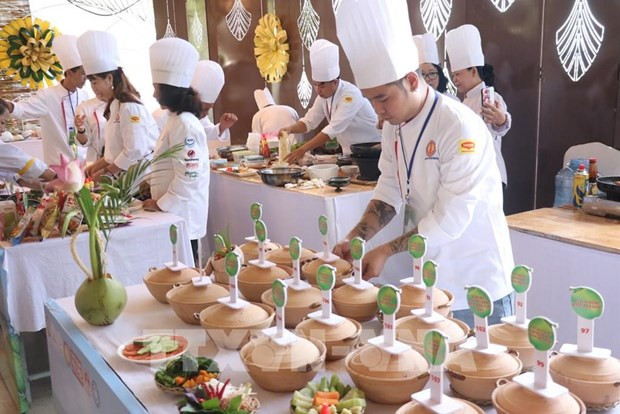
[152,107,169,133]
[149,112,209,240]
[0,142,46,180]
[462,81,512,185]
[300,80,380,154]
[104,99,157,171]
[373,87,514,310]
[11,83,89,165]
[75,97,106,162]
[252,104,300,142]
[153,108,230,143]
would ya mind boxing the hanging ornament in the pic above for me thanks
[297,0,320,50]
[490,0,516,12]
[556,0,604,82]
[420,0,452,40]
[163,0,176,38]
[297,67,312,108]
[190,10,204,48]
[226,0,252,41]
[254,13,289,83]
[332,0,341,15]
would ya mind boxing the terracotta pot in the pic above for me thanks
[489,323,536,371]
[445,349,522,402]
[261,287,322,328]
[237,265,292,302]
[333,284,379,322]
[143,266,199,304]
[396,284,454,319]
[240,335,326,392]
[302,258,353,288]
[345,344,430,404]
[395,315,470,351]
[265,246,316,268]
[550,353,620,408]
[492,378,586,414]
[239,241,281,264]
[165,280,228,325]
[211,245,244,284]
[199,302,275,350]
[396,398,484,413]
[295,317,362,361]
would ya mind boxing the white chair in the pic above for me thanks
[563,142,620,176]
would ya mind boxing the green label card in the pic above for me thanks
[377,285,400,315]
[272,279,287,308]
[250,202,262,221]
[225,251,240,277]
[408,234,426,259]
[169,224,177,245]
[424,330,448,366]
[214,234,225,253]
[528,317,557,351]
[511,265,532,294]
[254,219,267,242]
[350,237,365,261]
[466,286,493,319]
[318,215,328,236]
[316,265,336,291]
[570,287,604,320]
[422,260,438,287]
[289,237,302,261]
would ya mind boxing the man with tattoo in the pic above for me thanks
[334,0,515,327]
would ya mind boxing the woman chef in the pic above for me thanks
[334,0,514,327]
[77,31,157,181]
[142,38,208,259]
[412,33,457,100]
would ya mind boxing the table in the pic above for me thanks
[0,211,193,413]
[10,139,44,163]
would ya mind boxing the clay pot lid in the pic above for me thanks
[347,344,429,379]
[400,284,450,308]
[550,353,620,383]
[333,284,379,304]
[245,335,322,370]
[295,317,360,342]
[240,241,280,256]
[396,315,469,345]
[262,287,322,308]
[396,398,484,414]
[201,302,271,327]
[446,349,522,379]
[266,246,315,264]
[492,380,585,414]
[238,264,290,283]
[166,281,228,304]
[303,258,352,276]
[144,266,199,284]
[489,323,533,349]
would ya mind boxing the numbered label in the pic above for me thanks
[528,317,557,351]
[316,265,336,291]
[377,285,400,316]
[424,330,448,366]
[289,237,302,261]
[466,286,493,319]
[272,279,287,308]
[511,265,532,294]
[250,202,262,221]
[570,286,604,320]
[422,260,438,287]
[169,224,178,244]
[318,215,328,236]
[225,252,241,277]
[254,219,267,243]
[407,234,426,259]
[350,237,365,261]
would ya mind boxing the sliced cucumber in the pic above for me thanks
[133,337,154,346]
[161,341,179,353]
[137,344,151,355]
[150,343,163,354]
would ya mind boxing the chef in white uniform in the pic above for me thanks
[281,39,380,162]
[413,33,458,100]
[144,38,208,256]
[446,24,512,187]
[0,35,89,164]
[251,88,299,140]
[334,0,514,327]
[74,96,107,162]
[77,31,157,181]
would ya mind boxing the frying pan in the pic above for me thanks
[597,176,620,201]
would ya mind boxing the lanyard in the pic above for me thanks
[60,90,78,131]
[324,93,336,122]
[394,90,439,202]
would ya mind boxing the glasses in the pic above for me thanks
[422,72,439,81]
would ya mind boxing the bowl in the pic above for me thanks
[143,266,200,303]
[350,142,382,156]
[395,315,470,351]
[397,284,454,319]
[257,167,304,186]
[261,287,322,328]
[396,398,484,413]
[350,153,381,181]
[333,284,379,322]
[295,317,362,361]
[302,258,353,288]
[237,264,293,302]
[166,280,229,325]
[492,378,586,414]
[307,164,339,181]
[327,177,350,192]
[489,323,536,371]
[340,165,360,178]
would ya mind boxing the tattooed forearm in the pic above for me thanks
[388,227,419,254]
[347,200,396,241]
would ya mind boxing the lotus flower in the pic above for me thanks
[49,154,85,193]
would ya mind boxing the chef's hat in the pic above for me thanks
[336,0,418,89]
[445,24,485,72]
[413,33,440,65]
[77,31,120,75]
[191,60,225,103]
[53,35,82,71]
[254,87,275,110]
[309,39,340,82]
[149,38,198,88]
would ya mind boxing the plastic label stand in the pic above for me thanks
[367,312,410,355]
[218,252,249,310]
[411,389,462,414]
[411,262,445,324]
[285,249,311,291]
[165,224,187,271]
[503,266,533,328]
[314,250,339,263]
[343,277,373,290]
[245,202,263,243]
[248,240,276,269]
[411,309,445,324]
[263,281,299,346]
[344,238,373,290]
[514,371,568,398]
[192,276,211,287]
[309,264,345,326]
[165,261,187,272]
[559,316,611,359]
[460,315,506,355]
[400,234,426,287]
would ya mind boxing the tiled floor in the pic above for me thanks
[0,376,57,414]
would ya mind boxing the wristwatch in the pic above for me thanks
[77,128,86,134]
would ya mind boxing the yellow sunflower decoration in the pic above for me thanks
[0,16,63,90]
[254,13,289,83]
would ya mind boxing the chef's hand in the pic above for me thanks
[0,97,14,113]
[481,100,507,127]
[74,114,86,130]
[17,177,44,191]
[333,238,352,262]
[361,245,391,280]
[278,126,292,136]
[39,169,57,182]
[219,113,238,131]
[142,199,162,212]
[284,147,306,164]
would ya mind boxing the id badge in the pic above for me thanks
[403,202,416,233]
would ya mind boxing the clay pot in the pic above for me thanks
[345,344,430,404]
[261,287,322,328]
[333,284,379,322]
[489,323,536,371]
[492,378,586,413]
[445,349,522,402]
[265,246,316,268]
[239,241,281,264]
[395,315,470,351]
[397,284,454,319]
[396,398,484,413]
[295,317,362,361]
[240,335,326,392]
[549,353,620,408]
[143,266,199,303]
[199,302,275,350]
[237,265,292,302]
[165,280,228,325]
[302,258,353,288]
[210,245,244,284]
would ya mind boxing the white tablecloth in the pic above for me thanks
[1,211,193,332]
[10,138,44,163]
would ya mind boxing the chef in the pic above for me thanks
[74,96,107,162]
[281,39,380,162]
[251,88,299,140]
[143,37,208,258]
[446,24,512,187]
[413,33,457,100]
[0,34,89,164]
[333,0,514,327]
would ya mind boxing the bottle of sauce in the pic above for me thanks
[587,157,598,195]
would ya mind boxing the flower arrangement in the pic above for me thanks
[177,378,259,413]
[254,13,289,83]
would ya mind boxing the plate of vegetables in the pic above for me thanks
[154,354,220,394]
[291,375,366,414]
[117,333,189,364]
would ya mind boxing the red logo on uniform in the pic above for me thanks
[187,150,196,158]
[426,140,436,157]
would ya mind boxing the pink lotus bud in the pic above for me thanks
[49,154,85,193]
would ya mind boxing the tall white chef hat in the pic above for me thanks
[191,60,225,104]
[413,33,440,65]
[336,0,418,89]
[445,24,485,72]
[77,31,120,75]
[53,35,82,71]
[254,87,275,110]
[149,38,198,88]
[309,39,340,82]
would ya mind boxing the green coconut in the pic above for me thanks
[74,276,128,326]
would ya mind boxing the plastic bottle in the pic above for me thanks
[553,165,574,207]
[588,157,599,195]
[572,164,588,208]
